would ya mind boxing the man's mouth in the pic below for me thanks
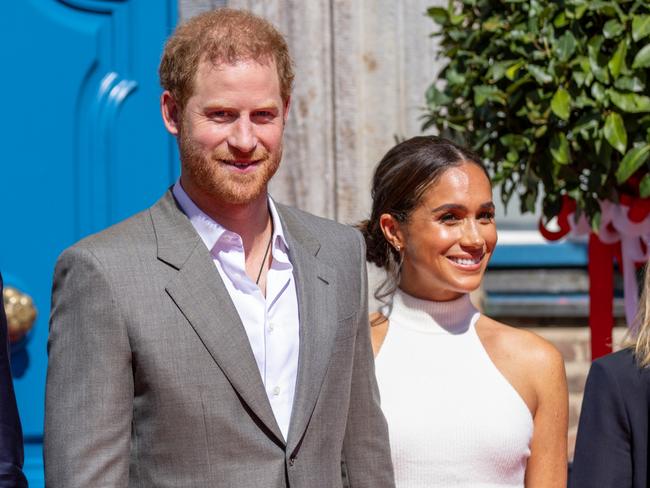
[221,159,259,166]
[219,159,263,171]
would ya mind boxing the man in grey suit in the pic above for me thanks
[44,8,394,488]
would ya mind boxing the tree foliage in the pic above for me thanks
[423,0,650,228]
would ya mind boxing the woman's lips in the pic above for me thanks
[446,254,484,271]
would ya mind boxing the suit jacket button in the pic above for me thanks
[289,457,296,466]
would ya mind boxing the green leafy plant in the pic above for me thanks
[423,0,650,228]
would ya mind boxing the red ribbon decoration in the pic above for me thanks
[588,234,615,359]
[538,196,576,242]
[539,195,650,360]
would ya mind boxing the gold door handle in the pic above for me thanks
[3,286,37,343]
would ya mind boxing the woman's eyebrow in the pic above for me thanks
[430,203,466,213]
[430,202,495,213]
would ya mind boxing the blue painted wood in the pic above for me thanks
[489,242,589,268]
[0,2,177,465]
[24,443,45,488]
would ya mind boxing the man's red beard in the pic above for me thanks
[178,128,281,205]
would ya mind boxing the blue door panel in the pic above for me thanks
[0,2,177,465]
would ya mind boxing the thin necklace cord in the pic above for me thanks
[255,218,274,285]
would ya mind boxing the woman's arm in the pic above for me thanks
[476,317,569,487]
[524,340,568,488]
[570,358,632,488]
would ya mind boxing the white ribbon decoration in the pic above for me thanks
[561,201,650,332]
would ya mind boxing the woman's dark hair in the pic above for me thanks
[358,135,489,301]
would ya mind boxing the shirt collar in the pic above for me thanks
[172,181,290,256]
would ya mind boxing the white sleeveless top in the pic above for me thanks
[375,289,533,488]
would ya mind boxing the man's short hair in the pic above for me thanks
[159,8,294,112]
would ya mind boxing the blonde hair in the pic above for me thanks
[629,262,650,366]
[159,8,294,112]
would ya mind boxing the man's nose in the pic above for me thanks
[228,117,257,153]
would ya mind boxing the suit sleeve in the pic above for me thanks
[44,247,133,487]
[341,230,395,488]
[570,359,632,488]
[0,275,27,488]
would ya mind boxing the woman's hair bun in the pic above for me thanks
[357,219,391,268]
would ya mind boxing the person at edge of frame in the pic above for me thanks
[572,261,650,488]
[0,273,28,488]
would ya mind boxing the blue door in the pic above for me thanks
[0,1,177,483]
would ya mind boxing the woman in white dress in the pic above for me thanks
[359,136,568,487]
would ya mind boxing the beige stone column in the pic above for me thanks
[330,0,444,225]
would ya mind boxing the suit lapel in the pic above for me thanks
[151,191,284,445]
[276,205,339,454]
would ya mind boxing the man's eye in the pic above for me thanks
[209,111,231,119]
[478,211,495,221]
[253,111,275,121]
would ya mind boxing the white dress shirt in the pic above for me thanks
[173,182,300,440]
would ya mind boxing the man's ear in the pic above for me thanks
[282,95,291,124]
[161,91,180,135]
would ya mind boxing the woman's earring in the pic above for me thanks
[393,244,404,272]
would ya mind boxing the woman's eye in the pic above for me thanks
[440,213,459,223]
[478,212,495,221]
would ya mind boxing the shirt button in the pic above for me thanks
[272,386,281,396]
[268,323,275,333]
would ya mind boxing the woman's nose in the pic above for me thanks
[460,219,485,248]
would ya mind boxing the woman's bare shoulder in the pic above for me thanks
[369,311,388,327]
[477,316,565,378]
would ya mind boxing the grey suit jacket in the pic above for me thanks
[44,191,394,487]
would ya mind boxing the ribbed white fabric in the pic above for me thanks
[375,289,533,488]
